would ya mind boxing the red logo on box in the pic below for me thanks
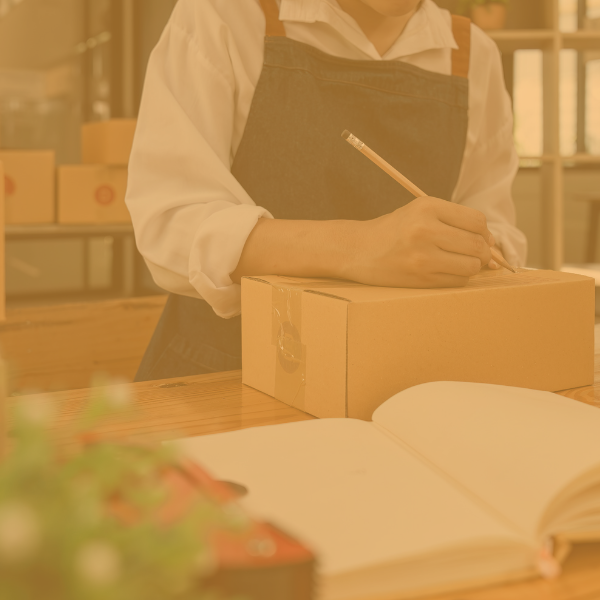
[4,175,16,197]
[95,185,116,205]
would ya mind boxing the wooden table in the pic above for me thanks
[13,366,600,599]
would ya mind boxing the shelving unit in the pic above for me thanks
[487,0,600,270]
[4,224,159,303]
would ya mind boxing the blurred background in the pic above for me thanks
[0,0,597,393]
[0,0,599,308]
[0,0,176,307]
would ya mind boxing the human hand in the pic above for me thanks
[344,197,495,288]
[487,246,505,270]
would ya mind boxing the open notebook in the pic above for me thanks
[171,382,600,600]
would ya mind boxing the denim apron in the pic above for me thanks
[135,0,471,382]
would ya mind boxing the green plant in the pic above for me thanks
[0,388,241,600]
[458,0,509,14]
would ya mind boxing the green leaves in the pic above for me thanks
[0,388,234,600]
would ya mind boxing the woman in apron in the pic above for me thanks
[127,0,527,381]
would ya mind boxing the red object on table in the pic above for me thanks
[159,460,317,600]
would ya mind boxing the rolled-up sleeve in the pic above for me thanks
[126,6,271,319]
[452,26,528,268]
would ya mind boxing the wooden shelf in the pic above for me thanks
[487,29,600,53]
[487,29,555,52]
[517,155,600,167]
[562,30,600,51]
[562,154,600,165]
[5,223,134,238]
[485,3,600,269]
[3,224,140,299]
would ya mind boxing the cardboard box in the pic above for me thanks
[0,161,4,459]
[242,269,595,420]
[58,165,131,224]
[0,161,5,321]
[81,119,136,166]
[0,150,55,224]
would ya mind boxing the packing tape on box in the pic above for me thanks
[270,279,358,409]
[272,285,306,408]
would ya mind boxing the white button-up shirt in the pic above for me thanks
[126,0,528,319]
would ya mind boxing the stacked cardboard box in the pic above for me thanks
[81,119,137,165]
[58,119,136,224]
[0,150,55,224]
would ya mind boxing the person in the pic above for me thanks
[126,0,527,381]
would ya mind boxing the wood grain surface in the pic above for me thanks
[8,329,600,599]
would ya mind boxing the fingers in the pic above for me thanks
[428,248,483,278]
[407,247,483,279]
[424,198,495,246]
[433,222,492,266]
[488,246,506,269]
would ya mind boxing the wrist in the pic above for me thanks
[327,220,365,282]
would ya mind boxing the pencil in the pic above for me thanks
[341,130,517,274]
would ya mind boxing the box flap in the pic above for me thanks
[246,269,591,304]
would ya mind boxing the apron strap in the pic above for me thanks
[451,15,471,78]
[259,0,286,37]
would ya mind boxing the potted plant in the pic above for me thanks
[458,0,509,31]
[0,390,237,600]
[0,387,315,600]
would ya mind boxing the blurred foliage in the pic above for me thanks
[0,385,241,600]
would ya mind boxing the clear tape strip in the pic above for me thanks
[272,285,306,409]
[270,280,355,410]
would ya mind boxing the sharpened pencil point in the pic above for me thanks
[341,129,351,140]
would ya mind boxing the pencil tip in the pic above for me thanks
[341,129,351,140]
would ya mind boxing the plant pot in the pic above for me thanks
[471,3,507,31]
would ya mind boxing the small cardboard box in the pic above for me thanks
[242,269,595,420]
[81,119,136,166]
[58,165,131,224]
[0,150,55,224]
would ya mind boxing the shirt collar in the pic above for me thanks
[278,0,459,59]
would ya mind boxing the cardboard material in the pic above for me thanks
[0,150,55,224]
[0,296,166,394]
[57,165,131,224]
[81,119,136,166]
[242,269,595,420]
[0,162,5,322]
[0,163,5,461]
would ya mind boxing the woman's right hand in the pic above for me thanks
[342,197,496,288]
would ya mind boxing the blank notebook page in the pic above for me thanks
[372,381,600,539]
[174,418,527,576]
